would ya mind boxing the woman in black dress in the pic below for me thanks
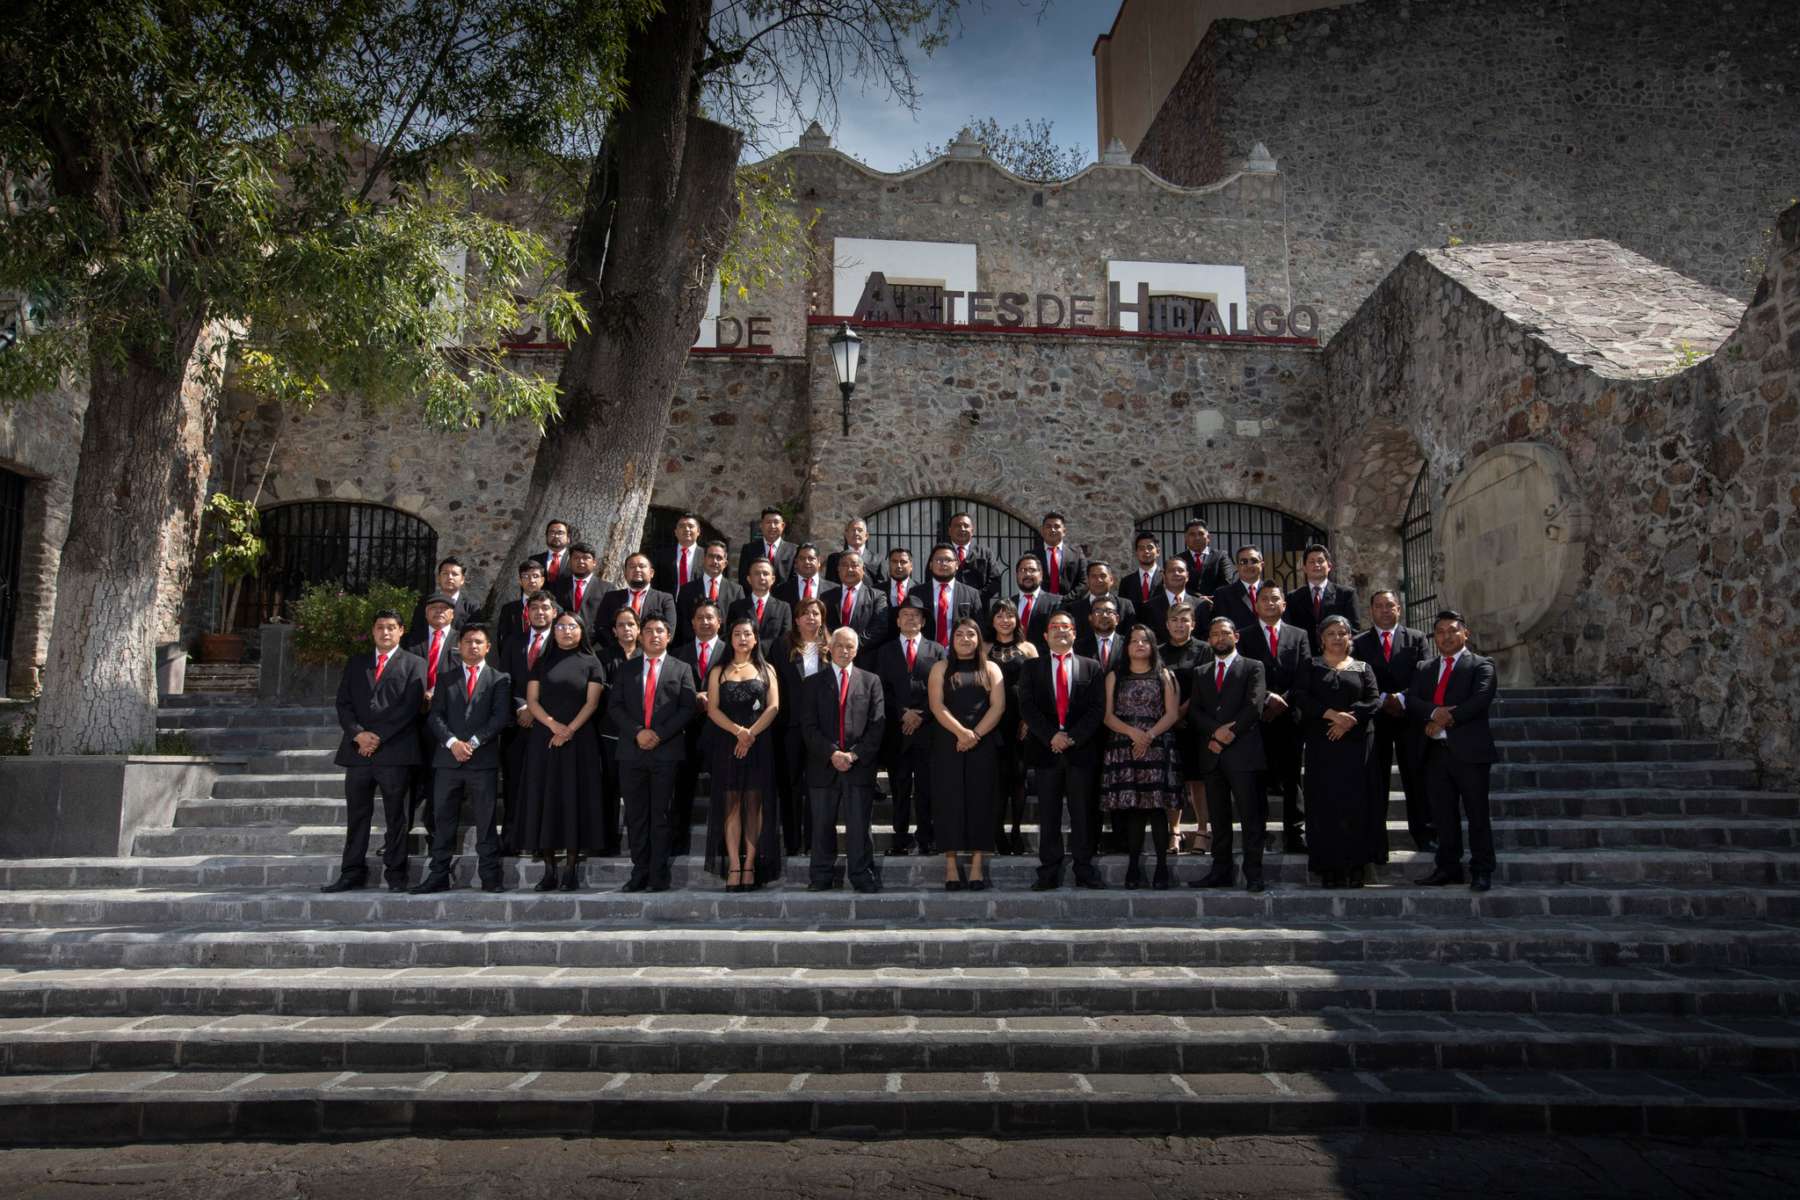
[1158,601,1213,857]
[927,617,1007,890]
[518,613,609,891]
[775,597,829,856]
[985,600,1038,854]
[595,607,640,858]
[1294,614,1381,887]
[704,617,783,891]
[1102,625,1184,888]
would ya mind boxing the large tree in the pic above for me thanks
[0,0,643,753]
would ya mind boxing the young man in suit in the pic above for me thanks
[531,519,573,587]
[412,623,513,894]
[1211,545,1268,638]
[1031,511,1086,596]
[669,600,725,856]
[1287,543,1362,654]
[605,615,698,892]
[876,547,917,639]
[1075,595,1125,668]
[651,511,704,597]
[1006,553,1062,652]
[909,544,984,646]
[402,592,460,837]
[1407,610,1500,891]
[825,517,886,594]
[552,542,613,640]
[1178,519,1233,598]
[406,557,481,642]
[595,553,677,653]
[822,551,888,667]
[774,542,828,606]
[1141,556,1211,644]
[800,627,888,892]
[1019,612,1107,889]
[738,507,797,586]
[1241,585,1314,855]
[1353,590,1435,854]
[727,558,793,647]
[495,560,547,651]
[1119,531,1165,611]
[1061,561,1138,640]
[945,512,1003,605]
[322,610,427,893]
[495,590,558,808]
[876,601,945,855]
[1187,616,1271,893]
[675,539,742,644]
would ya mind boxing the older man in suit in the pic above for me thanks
[1019,612,1107,890]
[825,517,886,594]
[823,550,888,667]
[1240,585,1313,855]
[1211,545,1268,638]
[596,553,678,653]
[1408,610,1500,892]
[1353,590,1434,855]
[801,628,888,892]
[322,610,427,893]
[412,623,513,894]
[1286,543,1361,654]
[1187,616,1271,893]
[606,615,699,892]
[774,542,829,607]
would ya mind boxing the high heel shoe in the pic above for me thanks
[559,863,580,891]
[534,864,560,892]
[944,880,964,892]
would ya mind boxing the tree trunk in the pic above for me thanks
[488,0,743,598]
[33,322,210,755]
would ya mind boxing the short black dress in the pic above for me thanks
[512,646,610,853]
[703,671,784,884]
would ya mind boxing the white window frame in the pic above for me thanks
[833,238,978,322]
[1105,261,1248,333]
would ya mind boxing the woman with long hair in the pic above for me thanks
[927,616,1007,890]
[704,617,783,891]
[985,599,1038,855]
[516,613,609,890]
[1101,624,1184,889]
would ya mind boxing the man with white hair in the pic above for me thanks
[799,627,887,893]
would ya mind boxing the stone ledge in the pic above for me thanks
[0,756,241,858]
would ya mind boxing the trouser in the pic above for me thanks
[621,757,681,886]
[1205,765,1268,881]
[810,777,876,885]
[887,734,934,847]
[1369,715,1432,853]
[599,736,623,854]
[340,764,413,884]
[408,765,437,836]
[672,727,703,856]
[1034,759,1099,885]
[1120,809,1171,877]
[781,728,809,855]
[1263,717,1304,841]
[426,768,502,885]
[1424,742,1495,873]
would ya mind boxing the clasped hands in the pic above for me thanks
[353,731,381,757]
[731,725,755,759]
[1424,705,1455,738]
[1322,709,1358,742]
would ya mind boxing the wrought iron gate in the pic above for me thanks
[1400,465,1439,630]
[863,497,1037,596]
[242,501,439,623]
[1137,501,1327,594]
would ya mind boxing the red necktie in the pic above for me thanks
[1020,595,1034,631]
[546,553,559,581]
[837,668,851,747]
[936,586,950,647]
[1142,575,1152,603]
[465,665,478,701]
[1313,586,1324,617]
[766,541,776,562]
[697,641,711,681]
[642,658,659,726]
[1048,548,1060,593]
[1382,630,1393,662]
[1248,582,1258,607]
[527,633,543,668]
[1054,653,1070,726]
[1215,660,1226,693]
[1267,625,1279,658]
[573,579,585,611]
[1099,638,1111,668]
[427,629,443,689]
[630,590,643,614]
[841,587,854,625]
[755,596,766,624]
[956,545,966,567]
[804,577,814,600]
[894,582,904,607]
[905,638,917,672]
[678,548,690,589]
[519,603,529,632]
[374,651,389,681]
[1434,657,1453,705]
[708,576,718,603]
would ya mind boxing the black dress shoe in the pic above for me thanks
[889,839,915,856]
[807,880,831,892]
[559,868,580,892]
[319,876,363,893]
[1151,864,1170,890]
[534,869,560,892]
[1415,868,1466,886]
[917,841,937,857]
[408,875,450,895]
[1074,875,1106,890]
[1246,878,1267,894]
[482,882,507,894]
[1284,836,1308,855]
[1189,870,1236,889]
[1470,872,1493,892]
[647,881,671,892]
[619,878,649,893]
[385,881,408,894]
[968,878,990,892]
[851,879,880,894]
[1030,877,1058,892]
[944,880,964,892]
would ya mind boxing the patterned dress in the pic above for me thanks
[1100,670,1184,811]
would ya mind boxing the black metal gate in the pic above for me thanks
[241,501,439,624]
[1137,501,1326,594]
[0,468,27,673]
[1400,465,1439,630]
[864,497,1037,597]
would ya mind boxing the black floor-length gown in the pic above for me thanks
[1294,658,1381,874]
[512,647,610,854]
[987,640,1031,842]
[703,672,784,885]
[929,658,999,853]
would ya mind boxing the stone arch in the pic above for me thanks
[241,499,441,623]
[1324,421,1428,596]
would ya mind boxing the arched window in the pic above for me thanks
[1136,501,1327,594]
[242,501,439,623]
[640,506,725,555]
[864,497,1037,595]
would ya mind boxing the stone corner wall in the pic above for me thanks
[1131,21,1228,188]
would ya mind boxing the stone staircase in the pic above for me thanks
[0,686,1796,1144]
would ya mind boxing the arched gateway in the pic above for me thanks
[1136,501,1327,594]
[863,497,1037,594]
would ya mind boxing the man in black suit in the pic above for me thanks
[1119,531,1165,611]
[1005,553,1061,651]
[823,551,887,667]
[595,553,678,654]
[727,558,793,647]
[494,589,557,807]
[738,507,797,586]
[1020,611,1106,889]
[876,601,944,855]
[1211,545,1270,650]
[801,627,888,892]
[1286,543,1362,654]
[322,610,427,893]
[825,517,886,594]
[675,539,742,644]
[605,615,698,892]
[412,624,513,894]
[1074,595,1126,668]
[1141,557,1211,644]
[1031,511,1086,596]
[669,600,725,856]
[1353,590,1434,854]
[909,544,984,646]
[650,511,704,598]
[945,512,1004,605]
[406,557,481,643]
[1187,616,1271,893]
[551,542,614,640]
[530,518,573,589]
[1241,585,1313,855]
[1408,610,1499,892]
[876,547,917,637]
[1178,519,1233,598]
[774,542,829,607]
[1061,561,1138,641]
[402,592,461,837]
[495,560,547,651]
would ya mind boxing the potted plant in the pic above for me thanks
[197,492,266,662]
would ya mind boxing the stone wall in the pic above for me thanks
[0,385,82,696]
[1136,0,1800,337]
[1324,205,1799,780]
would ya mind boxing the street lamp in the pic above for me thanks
[828,322,861,436]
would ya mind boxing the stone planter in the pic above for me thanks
[258,624,339,706]
[156,642,188,697]
[0,755,243,857]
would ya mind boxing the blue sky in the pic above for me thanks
[765,0,1119,170]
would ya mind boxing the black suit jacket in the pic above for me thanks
[726,593,794,649]
[950,543,1004,605]
[1000,590,1062,652]
[798,666,887,786]
[1017,652,1106,768]
[650,544,705,597]
[1353,625,1429,703]
[530,548,572,585]
[1031,540,1088,596]
[594,588,678,653]
[1119,567,1165,611]
[1406,650,1499,764]
[671,636,726,693]
[674,575,744,644]
[1239,619,1312,710]
[824,548,886,593]
[1187,654,1268,772]
[605,654,699,765]
[1074,629,1128,667]
[1062,591,1138,641]
[1140,589,1211,644]
[773,572,830,609]
[738,538,797,586]
[334,649,427,769]
[1180,547,1233,597]
[907,579,984,645]
[405,592,481,645]
[426,662,513,770]
[1210,579,1268,640]
[551,574,615,642]
[875,635,946,750]
[1286,581,1362,654]
[494,595,538,650]
[403,629,462,696]
[822,583,888,664]
[494,628,546,713]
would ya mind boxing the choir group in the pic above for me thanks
[321,507,1500,898]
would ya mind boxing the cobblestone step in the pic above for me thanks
[4,1011,1796,1076]
[0,1066,1791,1145]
